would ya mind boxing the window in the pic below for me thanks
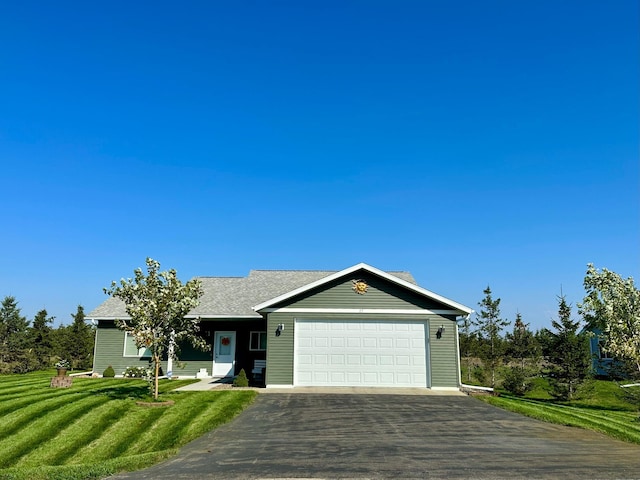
[250,331,267,351]
[598,338,612,359]
[123,332,152,357]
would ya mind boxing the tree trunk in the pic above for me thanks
[154,354,160,400]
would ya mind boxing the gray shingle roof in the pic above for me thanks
[86,269,417,319]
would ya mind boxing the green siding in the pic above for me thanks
[266,312,458,388]
[277,272,450,311]
[264,273,462,388]
[265,312,296,385]
[93,318,266,378]
[429,317,460,388]
[93,322,160,376]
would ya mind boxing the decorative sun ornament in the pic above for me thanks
[352,279,368,295]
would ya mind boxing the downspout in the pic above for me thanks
[457,310,494,393]
[455,315,464,388]
[456,311,490,392]
[90,318,98,374]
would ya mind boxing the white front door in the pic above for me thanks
[213,331,236,377]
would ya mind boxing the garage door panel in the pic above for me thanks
[363,337,377,348]
[362,355,377,365]
[295,319,428,387]
[347,354,361,365]
[298,354,312,365]
[395,355,409,366]
[314,337,329,347]
[331,355,345,365]
[379,355,394,365]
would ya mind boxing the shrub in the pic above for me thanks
[503,367,534,396]
[233,368,249,387]
[123,366,148,378]
[103,365,116,378]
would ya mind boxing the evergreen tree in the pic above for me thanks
[66,305,95,370]
[30,309,54,370]
[535,327,555,360]
[505,313,539,370]
[0,296,31,373]
[546,295,591,400]
[503,313,539,395]
[473,286,510,388]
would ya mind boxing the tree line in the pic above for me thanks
[0,296,95,374]
[460,264,639,400]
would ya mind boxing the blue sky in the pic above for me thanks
[0,1,637,330]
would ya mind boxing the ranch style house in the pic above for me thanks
[87,263,473,390]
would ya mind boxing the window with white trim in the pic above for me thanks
[249,331,267,351]
[123,332,152,357]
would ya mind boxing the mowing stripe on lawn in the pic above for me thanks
[513,398,639,431]
[525,403,640,439]
[0,390,88,418]
[0,395,108,468]
[178,391,257,444]
[483,396,640,444]
[0,392,96,439]
[72,404,168,463]
[14,399,133,468]
[124,391,239,454]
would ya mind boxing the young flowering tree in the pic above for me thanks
[104,258,206,399]
[580,264,640,377]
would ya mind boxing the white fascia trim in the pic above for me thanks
[261,308,461,316]
[252,262,473,314]
[185,315,260,319]
[88,317,127,321]
[266,384,294,389]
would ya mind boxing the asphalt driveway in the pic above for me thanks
[112,393,640,479]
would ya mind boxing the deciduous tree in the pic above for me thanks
[104,258,206,399]
[580,264,640,378]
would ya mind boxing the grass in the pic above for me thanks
[477,378,640,445]
[0,371,257,480]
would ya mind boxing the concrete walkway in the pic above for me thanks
[174,378,466,395]
[173,378,232,391]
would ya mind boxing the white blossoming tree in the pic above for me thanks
[580,264,640,377]
[104,258,206,399]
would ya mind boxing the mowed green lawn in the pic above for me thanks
[0,371,257,480]
[478,379,640,445]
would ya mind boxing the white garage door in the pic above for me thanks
[294,319,428,387]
